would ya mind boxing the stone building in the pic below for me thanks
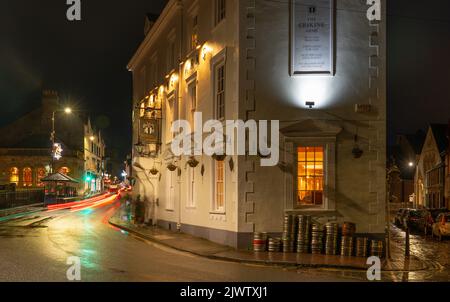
[0,90,106,194]
[414,124,449,209]
[84,119,106,194]
[390,132,425,205]
[128,0,387,248]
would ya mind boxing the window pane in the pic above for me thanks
[298,163,306,176]
[297,145,324,207]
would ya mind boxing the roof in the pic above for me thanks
[404,133,426,155]
[41,173,79,183]
[430,124,449,154]
[11,134,50,149]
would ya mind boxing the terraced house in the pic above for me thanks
[129,0,387,248]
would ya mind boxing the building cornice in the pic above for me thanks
[127,0,181,72]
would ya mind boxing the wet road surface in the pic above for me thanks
[0,197,448,282]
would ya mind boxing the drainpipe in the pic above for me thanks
[176,0,184,232]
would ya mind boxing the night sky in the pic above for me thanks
[0,0,449,159]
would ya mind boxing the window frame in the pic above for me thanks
[188,81,197,126]
[186,167,197,209]
[23,167,33,187]
[215,63,225,120]
[297,146,325,206]
[212,159,226,214]
[10,167,19,185]
[284,137,336,211]
[214,0,226,26]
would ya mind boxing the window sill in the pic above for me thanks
[212,19,226,33]
[209,211,226,215]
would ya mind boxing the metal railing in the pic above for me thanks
[0,148,81,158]
[0,189,45,210]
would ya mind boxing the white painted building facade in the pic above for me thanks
[128,0,387,248]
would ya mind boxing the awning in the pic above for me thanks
[41,173,79,183]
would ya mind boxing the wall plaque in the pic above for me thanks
[290,0,335,75]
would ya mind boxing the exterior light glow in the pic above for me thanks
[64,107,72,114]
[184,59,192,74]
[409,162,414,167]
[201,45,212,61]
[90,136,95,141]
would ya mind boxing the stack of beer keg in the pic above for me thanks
[340,222,356,257]
[355,237,369,257]
[268,237,281,252]
[370,240,384,257]
[311,223,324,254]
[253,232,268,252]
[297,215,312,253]
[325,223,339,255]
[282,214,296,253]
[252,217,383,259]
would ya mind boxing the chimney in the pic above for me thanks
[144,13,159,36]
[42,89,59,111]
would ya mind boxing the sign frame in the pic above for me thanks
[290,0,336,76]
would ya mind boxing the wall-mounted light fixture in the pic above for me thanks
[201,45,212,61]
[305,101,315,109]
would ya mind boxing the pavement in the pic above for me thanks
[109,203,430,273]
[0,204,45,222]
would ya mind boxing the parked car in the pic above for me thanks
[424,209,450,235]
[394,208,409,226]
[432,213,450,241]
[405,209,428,231]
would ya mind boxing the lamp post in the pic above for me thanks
[386,162,401,261]
[50,107,72,174]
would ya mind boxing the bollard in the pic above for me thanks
[405,222,410,258]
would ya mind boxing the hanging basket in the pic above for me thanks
[212,153,226,162]
[167,163,177,172]
[150,168,159,175]
[187,157,200,168]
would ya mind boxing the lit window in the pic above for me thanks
[215,64,225,120]
[214,160,225,212]
[23,168,33,187]
[10,167,19,185]
[190,15,199,51]
[37,168,46,187]
[215,0,226,25]
[297,147,324,206]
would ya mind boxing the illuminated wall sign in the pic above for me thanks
[290,0,335,75]
[139,116,159,144]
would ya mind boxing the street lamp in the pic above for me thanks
[50,107,72,173]
[386,162,401,261]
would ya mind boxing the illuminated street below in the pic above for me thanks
[0,195,448,282]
